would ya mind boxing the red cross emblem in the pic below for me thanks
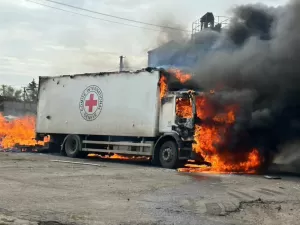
[79,85,103,121]
[85,94,98,112]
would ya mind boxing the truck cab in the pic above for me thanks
[155,90,198,168]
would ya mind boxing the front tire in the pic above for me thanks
[64,135,82,158]
[159,141,179,169]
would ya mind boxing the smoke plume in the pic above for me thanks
[156,15,189,46]
[188,0,300,162]
[155,0,300,168]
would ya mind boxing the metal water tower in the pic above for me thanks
[191,12,230,40]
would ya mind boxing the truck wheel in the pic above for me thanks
[64,135,82,158]
[159,141,178,169]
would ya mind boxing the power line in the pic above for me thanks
[25,0,168,32]
[40,0,190,32]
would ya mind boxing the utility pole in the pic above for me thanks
[23,87,26,102]
[119,55,125,72]
[23,87,29,115]
[23,87,27,114]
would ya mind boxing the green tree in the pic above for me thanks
[0,85,23,100]
[26,79,38,102]
[14,89,22,100]
[6,86,15,97]
[0,85,8,96]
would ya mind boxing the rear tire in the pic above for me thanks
[64,135,82,158]
[159,141,179,169]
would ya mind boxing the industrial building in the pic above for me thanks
[147,12,229,68]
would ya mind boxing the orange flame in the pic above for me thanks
[212,106,236,124]
[159,70,192,100]
[176,98,193,118]
[168,69,192,83]
[159,75,168,99]
[189,124,261,173]
[0,114,48,149]
[178,94,262,174]
[88,153,149,161]
[108,154,148,160]
[160,69,260,173]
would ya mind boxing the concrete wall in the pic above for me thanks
[1,101,37,117]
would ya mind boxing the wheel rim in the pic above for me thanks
[161,147,173,162]
[66,138,78,153]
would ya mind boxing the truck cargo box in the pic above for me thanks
[36,71,160,137]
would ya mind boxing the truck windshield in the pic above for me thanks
[176,97,193,119]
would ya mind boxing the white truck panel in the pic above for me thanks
[36,71,160,137]
[159,96,175,133]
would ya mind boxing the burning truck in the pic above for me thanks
[34,68,261,172]
[35,68,203,169]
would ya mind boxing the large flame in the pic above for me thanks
[0,114,48,149]
[177,93,261,173]
[176,98,193,118]
[194,95,261,173]
[169,70,261,173]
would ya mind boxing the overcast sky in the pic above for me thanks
[0,0,288,87]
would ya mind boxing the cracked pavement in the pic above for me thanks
[0,152,299,225]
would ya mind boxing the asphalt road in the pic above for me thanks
[0,152,299,225]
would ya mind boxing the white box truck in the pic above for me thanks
[35,69,198,168]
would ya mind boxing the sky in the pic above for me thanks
[0,0,288,87]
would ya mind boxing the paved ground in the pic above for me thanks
[0,152,300,225]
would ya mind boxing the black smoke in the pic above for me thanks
[228,4,275,45]
[189,0,300,166]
